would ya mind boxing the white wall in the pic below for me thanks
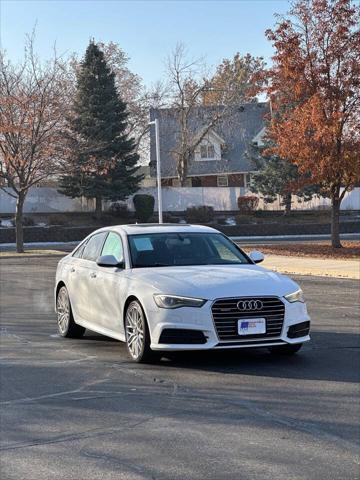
[340,188,360,210]
[0,186,359,214]
[0,187,94,214]
[255,188,360,212]
[125,187,245,211]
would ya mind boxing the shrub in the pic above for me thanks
[235,214,256,225]
[108,202,130,218]
[217,217,228,225]
[133,194,155,222]
[237,195,259,213]
[18,217,35,226]
[185,205,215,224]
[47,215,68,226]
[162,212,180,223]
[9,217,35,227]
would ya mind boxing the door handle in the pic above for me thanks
[70,267,76,273]
[90,272,97,278]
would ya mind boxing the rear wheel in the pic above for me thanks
[56,286,85,338]
[125,300,158,363]
[268,343,303,355]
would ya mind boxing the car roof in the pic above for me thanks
[96,223,220,235]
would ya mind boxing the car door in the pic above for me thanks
[69,232,107,324]
[95,231,126,333]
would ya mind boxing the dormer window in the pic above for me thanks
[200,144,215,159]
[195,129,225,162]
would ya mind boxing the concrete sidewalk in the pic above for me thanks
[263,254,359,280]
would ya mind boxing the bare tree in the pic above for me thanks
[0,35,70,252]
[164,43,259,185]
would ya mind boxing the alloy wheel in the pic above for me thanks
[57,287,70,335]
[125,302,145,360]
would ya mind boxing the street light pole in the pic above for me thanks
[149,118,163,223]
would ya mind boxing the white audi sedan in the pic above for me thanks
[55,224,310,362]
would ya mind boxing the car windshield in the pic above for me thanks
[128,232,250,268]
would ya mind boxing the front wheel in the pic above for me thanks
[268,343,303,355]
[56,286,85,338]
[125,300,158,363]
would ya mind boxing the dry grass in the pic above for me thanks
[241,241,360,260]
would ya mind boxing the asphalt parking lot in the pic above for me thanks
[0,256,359,480]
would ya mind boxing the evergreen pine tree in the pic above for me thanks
[248,141,322,215]
[59,41,142,218]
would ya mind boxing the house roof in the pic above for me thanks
[149,102,269,178]
[195,127,225,145]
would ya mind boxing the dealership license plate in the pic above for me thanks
[238,318,266,335]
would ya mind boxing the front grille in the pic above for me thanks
[211,296,285,342]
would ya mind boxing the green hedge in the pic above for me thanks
[133,194,155,222]
[185,205,215,224]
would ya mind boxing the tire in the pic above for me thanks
[56,286,85,338]
[124,300,159,363]
[268,343,303,355]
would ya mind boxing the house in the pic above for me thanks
[137,165,156,188]
[149,102,269,188]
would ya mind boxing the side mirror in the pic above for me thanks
[249,250,264,264]
[96,255,124,268]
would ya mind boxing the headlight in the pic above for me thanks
[284,289,305,303]
[153,294,206,309]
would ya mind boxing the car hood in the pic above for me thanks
[130,264,298,300]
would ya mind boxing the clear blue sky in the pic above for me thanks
[1,0,289,86]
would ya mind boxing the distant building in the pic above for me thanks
[149,102,269,188]
[137,165,156,188]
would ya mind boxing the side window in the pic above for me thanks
[82,232,107,262]
[101,232,123,262]
[72,241,86,258]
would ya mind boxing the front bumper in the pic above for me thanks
[147,298,310,351]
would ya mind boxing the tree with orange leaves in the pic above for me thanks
[265,0,360,247]
[0,35,70,252]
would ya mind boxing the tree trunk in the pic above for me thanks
[15,193,25,253]
[331,195,342,248]
[177,152,189,187]
[95,196,102,220]
[283,192,292,216]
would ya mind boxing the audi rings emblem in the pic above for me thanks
[237,299,263,311]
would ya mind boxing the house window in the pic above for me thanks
[217,175,228,187]
[200,145,208,159]
[200,143,216,160]
[207,144,215,158]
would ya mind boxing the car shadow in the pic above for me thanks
[83,333,118,342]
[153,330,360,384]
[62,328,359,384]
